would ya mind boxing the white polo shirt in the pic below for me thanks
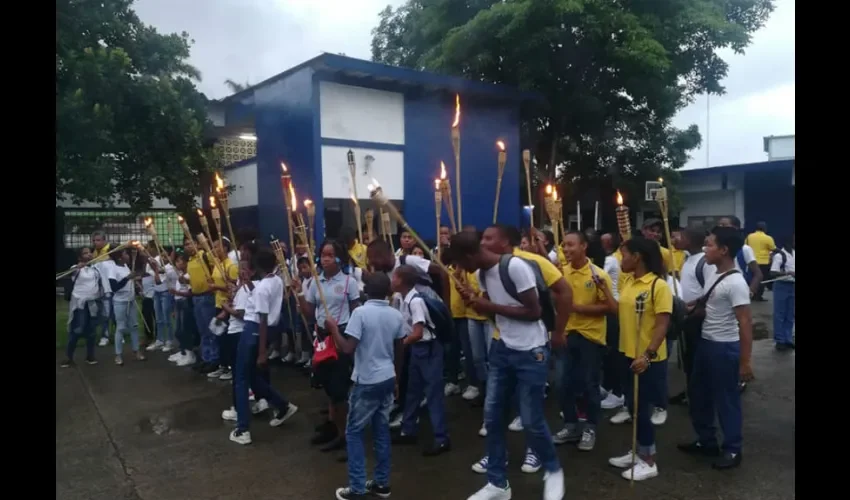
[477,257,547,351]
[253,275,284,326]
[401,288,435,342]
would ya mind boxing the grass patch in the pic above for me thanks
[56,297,148,350]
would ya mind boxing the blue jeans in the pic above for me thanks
[773,282,795,344]
[485,340,560,488]
[688,339,743,454]
[233,321,290,431]
[447,319,466,384]
[556,333,604,428]
[402,342,449,444]
[467,319,491,389]
[66,303,96,360]
[173,300,190,352]
[193,294,218,363]
[623,357,668,456]
[97,296,113,338]
[153,291,174,343]
[346,377,395,494]
[113,300,140,355]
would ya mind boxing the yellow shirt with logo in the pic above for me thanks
[618,272,671,361]
[212,258,238,308]
[746,231,776,265]
[349,242,368,269]
[448,265,467,319]
[562,260,611,345]
[187,250,212,295]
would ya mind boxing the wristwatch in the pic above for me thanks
[644,349,658,361]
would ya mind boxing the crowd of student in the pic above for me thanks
[61,215,795,500]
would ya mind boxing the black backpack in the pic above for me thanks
[492,254,556,331]
[651,277,687,341]
[408,292,454,345]
[695,255,708,288]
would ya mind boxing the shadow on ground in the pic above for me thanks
[56,296,794,500]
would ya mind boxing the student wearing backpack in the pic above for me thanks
[452,230,565,500]
[746,222,776,300]
[390,265,451,457]
[678,226,754,470]
[770,234,795,350]
[717,217,763,299]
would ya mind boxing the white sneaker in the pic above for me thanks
[207,367,226,379]
[229,429,251,445]
[282,351,296,363]
[601,393,625,410]
[521,449,541,473]
[389,413,403,430]
[609,408,632,425]
[543,468,565,500]
[219,369,232,381]
[297,351,311,365]
[98,337,109,347]
[146,340,163,351]
[462,386,480,401]
[269,403,299,427]
[222,407,237,421]
[252,399,269,414]
[478,422,487,437]
[508,416,523,432]
[248,389,256,402]
[269,349,281,360]
[161,341,173,352]
[444,383,461,396]
[168,351,182,362]
[608,450,638,469]
[620,459,658,481]
[467,482,512,500]
[176,351,196,367]
[651,408,668,426]
[471,456,490,474]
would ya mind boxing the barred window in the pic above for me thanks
[62,210,182,249]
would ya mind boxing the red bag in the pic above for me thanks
[311,274,350,366]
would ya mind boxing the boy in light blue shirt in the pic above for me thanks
[324,272,404,500]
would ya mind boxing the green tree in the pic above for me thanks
[224,79,251,93]
[56,0,216,212]
[372,0,773,217]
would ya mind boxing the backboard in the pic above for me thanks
[645,181,663,201]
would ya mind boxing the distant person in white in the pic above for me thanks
[600,232,625,410]
[61,247,102,367]
[677,226,753,471]
[717,216,763,299]
[769,233,795,350]
[451,230,565,500]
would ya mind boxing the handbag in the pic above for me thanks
[311,273,350,366]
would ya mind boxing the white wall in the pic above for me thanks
[224,162,258,209]
[319,82,405,145]
[321,146,404,200]
[678,191,740,227]
[766,135,795,161]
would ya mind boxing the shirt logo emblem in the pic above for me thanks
[334,285,344,295]
[585,280,594,289]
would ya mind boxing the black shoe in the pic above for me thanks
[334,486,368,500]
[311,426,338,446]
[669,391,688,405]
[391,434,418,446]
[199,363,219,375]
[320,436,346,452]
[60,359,74,368]
[712,451,742,470]
[366,480,391,498]
[422,440,451,457]
[86,357,98,365]
[677,441,720,456]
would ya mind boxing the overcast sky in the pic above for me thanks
[134,0,794,170]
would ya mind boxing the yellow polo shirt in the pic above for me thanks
[513,249,563,287]
[746,231,776,265]
[671,249,686,273]
[349,242,367,269]
[212,258,238,308]
[465,272,487,322]
[614,249,622,263]
[556,246,567,268]
[659,245,672,272]
[618,272,671,361]
[448,265,467,319]
[94,243,111,258]
[187,250,211,294]
[562,260,611,345]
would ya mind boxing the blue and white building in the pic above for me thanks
[211,53,536,243]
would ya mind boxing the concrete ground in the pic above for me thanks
[56,296,795,500]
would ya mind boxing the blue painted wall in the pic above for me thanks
[743,167,795,240]
[254,67,317,245]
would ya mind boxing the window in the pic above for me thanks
[62,210,181,249]
[687,216,721,229]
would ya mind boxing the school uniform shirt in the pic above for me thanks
[770,249,795,283]
[289,253,308,279]
[306,270,360,326]
[464,272,488,322]
[734,244,757,274]
[227,286,250,334]
[93,243,111,259]
[603,254,620,300]
[401,288,436,342]
[213,258,239,308]
[242,281,260,324]
[110,264,135,302]
[96,259,116,296]
[165,267,185,299]
[187,251,212,294]
[141,263,156,299]
[658,244,673,271]
[389,254,440,301]
[477,257,547,351]
[746,230,776,266]
[562,260,612,345]
[72,267,102,303]
[666,275,685,300]
[345,299,406,385]
[679,251,718,303]
[448,266,467,319]
[618,272,672,361]
[152,257,170,293]
[701,271,751,342]
[671,249,686,273]
[253,275,285,327]
[349,241,368,269]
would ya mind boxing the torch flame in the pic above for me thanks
[215,173,225,191]
[304,199,313,208]
[350,192,357,203]
[451,94,461,128]
[280,162,288,174]
[196,208,203,217]
[616,191,624,206]
[288,183,297,211]
[434,179,440,190]
[553,189,559,202]
[545,184,553,195]
[209,196,216,208]
[177,215,184,223]
[367,178,381,192]
[440,161,447,180]
[496,140,505,151]
[144,217,153,228]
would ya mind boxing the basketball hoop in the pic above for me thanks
[645,181,662,202]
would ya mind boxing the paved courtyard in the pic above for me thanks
[56,297,794,500]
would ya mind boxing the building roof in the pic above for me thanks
[681,159,794,177]
[763,134,795,153]
[218,53,542,105]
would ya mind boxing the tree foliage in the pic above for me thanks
[372,0,774,205]
[56,0,216,212]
